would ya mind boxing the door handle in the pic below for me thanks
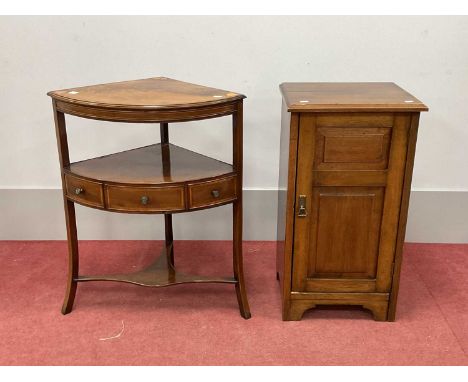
[297,195,307,217]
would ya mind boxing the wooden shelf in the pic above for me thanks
[77,245,236,287]
[63,144,238,213]
[66,143,234,185]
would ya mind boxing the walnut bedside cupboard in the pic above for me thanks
[276,82,428,321]
[48,77,251,319]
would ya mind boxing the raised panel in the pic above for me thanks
[308,187,384,279]
[315,127,391,170]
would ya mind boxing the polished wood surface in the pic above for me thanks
[63,144,238,213]
[288,292,389,321]
[67,143,234,185]
[105,185,186,213]
[48,77,244,109]
[388,114,420,321]
[188,175,237,209]
[52,99,238,123]
[314,127,391,170]
[277,82,428,321]
[64,174,104,208]
[232,101,251,319]
[52,105,79,315]
[276,101,299,317]
[50,77,250,319]
[305,187,384,279]
[280,82,428,112]
[160,123,175,268]
[48,78,244,123]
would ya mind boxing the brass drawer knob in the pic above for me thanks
[141,195,149,205]
[75,188,84,195]
[211,190,220,198]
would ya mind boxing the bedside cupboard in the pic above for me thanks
[276,83,428,321]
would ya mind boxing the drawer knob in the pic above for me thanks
[211,190,220,198]
[141,195,149,205]
[74,188,84,195]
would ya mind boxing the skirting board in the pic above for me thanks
[0,189,467,243]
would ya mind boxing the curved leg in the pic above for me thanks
[232,101,250,319]
[61,199,79,314]
[233,200,251,319]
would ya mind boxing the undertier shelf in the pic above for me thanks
[76,245,237,287]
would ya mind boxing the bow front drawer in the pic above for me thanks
[105,185,185,213]
[188,176,237,209]
[64,174,104,208]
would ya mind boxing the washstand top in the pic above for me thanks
[47,77,245,110]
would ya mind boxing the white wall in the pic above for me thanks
[1,16,467,242]
[1,16,467,190]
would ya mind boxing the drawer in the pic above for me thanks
[64,174,104,208]
[105,185,185,212]
[314,127,391,170]
[188,176,237,209]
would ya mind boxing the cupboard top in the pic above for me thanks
[280,82,428,112]
[48,77,245,111]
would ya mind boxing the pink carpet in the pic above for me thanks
[0,240,466,365]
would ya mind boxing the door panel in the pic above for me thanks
[310,187,384,279]
[292,112,410,293]
[314,127,391,170]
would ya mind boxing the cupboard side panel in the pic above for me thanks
[276,101,299,308]
[375,113,411,292]
[388,113,420,320]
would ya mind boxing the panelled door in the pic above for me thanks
[292,112,411,293]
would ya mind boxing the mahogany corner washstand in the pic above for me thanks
[277,83,428,321]
[48,77,251,319]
